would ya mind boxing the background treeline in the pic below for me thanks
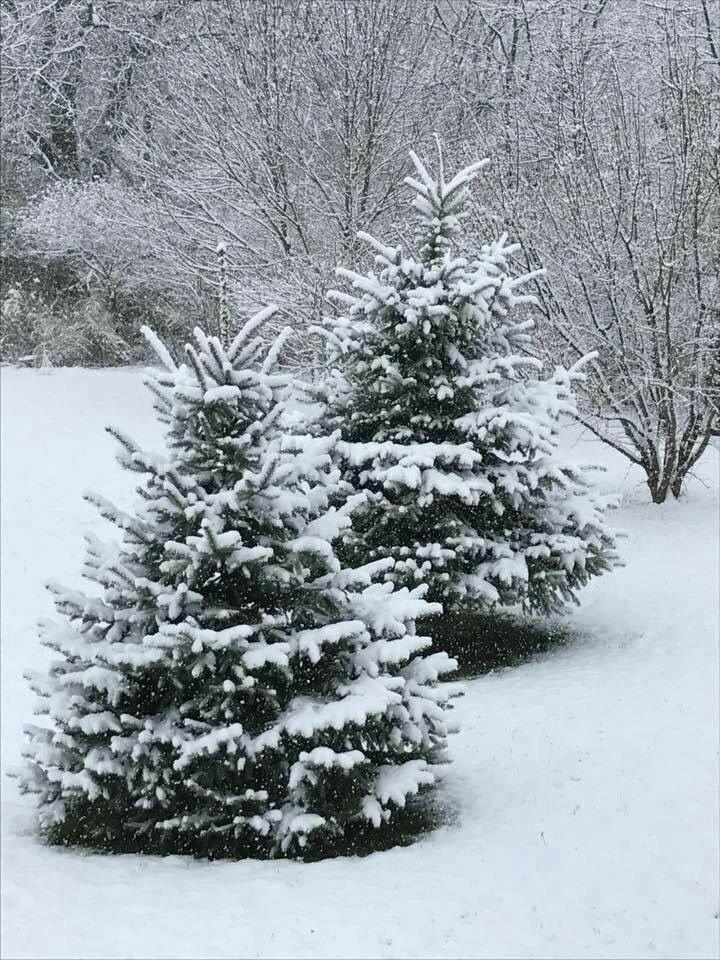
[1,0,718,499]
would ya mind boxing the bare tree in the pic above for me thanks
[457,1,719,501]
[116,0,442,334]
[0,0,182,184]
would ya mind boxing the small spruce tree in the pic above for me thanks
[17,311,457,860]
[317,148,619,614]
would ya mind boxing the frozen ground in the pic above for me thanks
[1,367,718,960]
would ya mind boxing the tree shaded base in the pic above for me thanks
[43,789,450,863]
[421,610,576,678]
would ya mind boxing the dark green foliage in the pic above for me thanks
[47,785,449,863]
[420,612,575,679]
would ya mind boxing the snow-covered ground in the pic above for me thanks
[2,366,718,960]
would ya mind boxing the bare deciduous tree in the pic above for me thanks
[117,0,442,333]
[457,1,719,501]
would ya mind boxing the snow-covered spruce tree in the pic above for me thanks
[316,149,619,614]
[17,311,458,860]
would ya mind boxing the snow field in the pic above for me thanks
[1,367,718,960]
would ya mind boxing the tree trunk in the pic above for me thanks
[670,474,685,499]
[646,468,672,504]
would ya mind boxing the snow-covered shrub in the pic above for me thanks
[15,180,156,304]
[316,149,619,614]
[17,312,458,860]
[8,179,192,365]
[0,284,134,367]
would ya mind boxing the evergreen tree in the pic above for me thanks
[316,149,619,614]
[17,312,458,860]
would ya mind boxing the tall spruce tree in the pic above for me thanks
[17,312,458,860]
[317,149,619,614]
